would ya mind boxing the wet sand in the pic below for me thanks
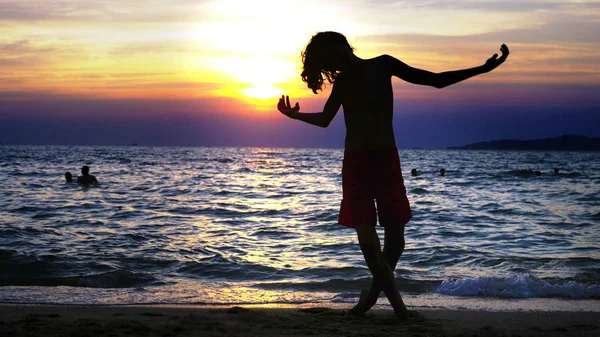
[1,304,598,336]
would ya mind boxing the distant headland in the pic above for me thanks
[448,135,600,151]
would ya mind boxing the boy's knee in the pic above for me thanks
[359,244,389,268]
[359,243,379,259]
[355,224,379,245]
[396,238,406,251]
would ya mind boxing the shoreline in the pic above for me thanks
[1,304,599,336]
[2,286,599,312]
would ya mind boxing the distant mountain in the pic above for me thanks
[448,135,600,151]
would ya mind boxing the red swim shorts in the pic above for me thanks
[338,148,412,227]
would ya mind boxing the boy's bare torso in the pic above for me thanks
[336,56,396,151]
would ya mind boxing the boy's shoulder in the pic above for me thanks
[370,55,395,72]
[377,54,393,60]
[369,55,395,68]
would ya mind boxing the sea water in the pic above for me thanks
[0,145,599,310]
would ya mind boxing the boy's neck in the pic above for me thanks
[339,54,363,72]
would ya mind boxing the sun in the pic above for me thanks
[214,56,298,100]
[242,84,282,100]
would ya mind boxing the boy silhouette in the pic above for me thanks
[277,31,508,319]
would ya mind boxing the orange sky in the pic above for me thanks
[1,0,599,115]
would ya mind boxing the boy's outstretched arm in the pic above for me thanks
[277,84,342,128]
[388,44,509,89]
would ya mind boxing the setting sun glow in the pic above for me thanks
[242,85,282,100]
[1,0,599,119]
[214,57,295,101]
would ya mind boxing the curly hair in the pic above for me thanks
[301,31,354,94]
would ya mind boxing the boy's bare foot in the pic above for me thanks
[348,289,368,315]
[348,288,381,315]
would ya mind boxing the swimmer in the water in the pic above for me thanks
[440,168,446,177]
[65,172,74,183]
[411,168,419,177]
[77,165,98,184]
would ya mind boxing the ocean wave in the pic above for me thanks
[76,270,161,288]
[447,180,477,186]
[303,211,338,222]
[410,188,429,194]
[8,171,41,177]
[250,228,301,239]
[0,270,161,288]
[505,169,540,178]
[211,158,234,163]
[436,275,600,299]
[176,255,283,281]
[255,277,440,293]
[9,206,42,213]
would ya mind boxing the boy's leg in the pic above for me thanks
[353,223,408,318]
[350,225,405,314]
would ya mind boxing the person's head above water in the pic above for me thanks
[77,165,98,184]
[65,171,73,182]
[301,31,356,94]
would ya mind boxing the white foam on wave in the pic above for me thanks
[435,275,600,298]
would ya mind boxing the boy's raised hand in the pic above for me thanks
[278,95,300,117]
[484,44,510,72]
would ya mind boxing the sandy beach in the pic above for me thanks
[1,304,598,337]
